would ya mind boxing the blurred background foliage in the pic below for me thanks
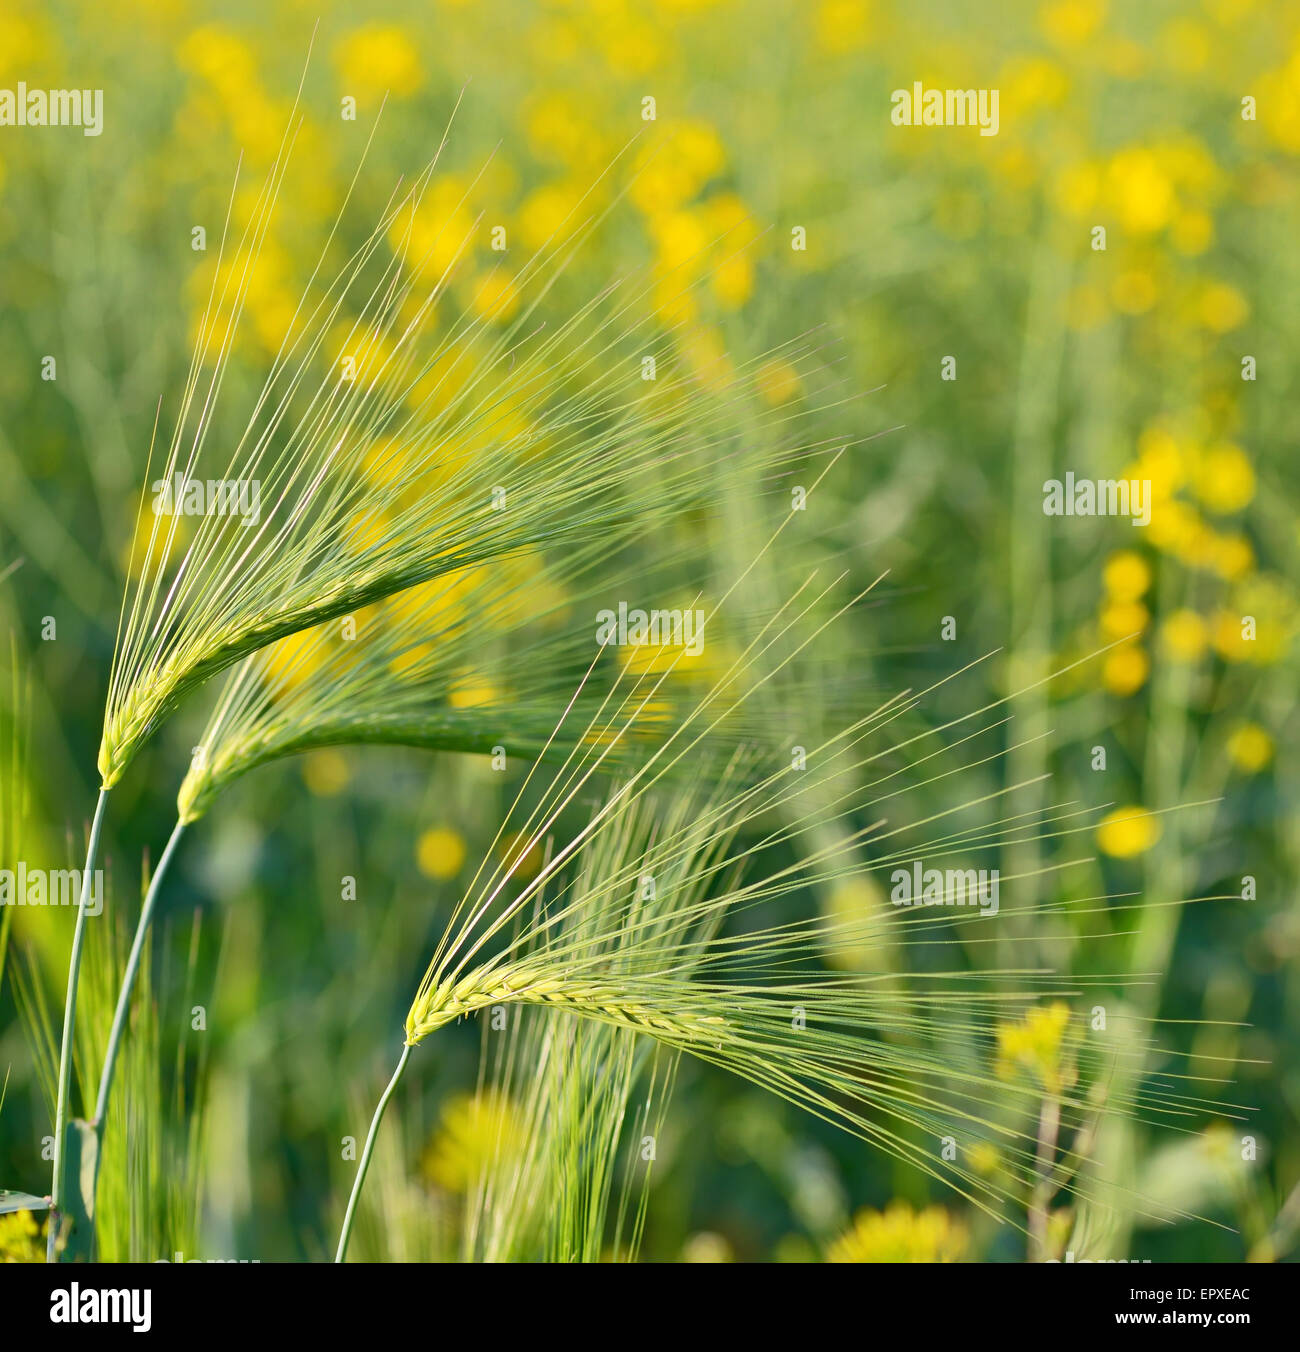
[0,0,1297,1262]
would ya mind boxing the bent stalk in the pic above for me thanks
[48,787,110,1262]
[335,1043,412,1263]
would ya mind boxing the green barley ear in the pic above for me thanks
[99,111,840,791]
[372,598,1238,1241]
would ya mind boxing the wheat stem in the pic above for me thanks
[47,786,110,1262]
[335,1042,411,1263]
[93,817,187,1126]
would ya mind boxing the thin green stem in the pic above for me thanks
[93,818,187,1126]
[48,786,110,1262]
[335,1042,412,1263]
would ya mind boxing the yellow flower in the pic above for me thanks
[179,26,259,101]
[1099,599,1148,640]
[1102,643,1148,696]
[629,122,726,214]
[334,25,422,103]
[302,749,350,798]
[449,675,500,709]
[470,270,520,322]
[516,180,584,252]
[1134,423,1186,497]
[1198,282,1249,333]
[1000,56,1069,118]
[422,1091,525,1193]
[969,1142,1001,1176]
[0,1209,45,1263]
[815,0,872,56]
[682,1232,735,1262]
[1105,148,1176,235]
[1102,549,1151,601]
[996,1001,1073,1092]
[416,826,466,880]
[1193,443,1255,514]
[1039,0,1107,49]
[1170,208,1214,256]
[1226,723,1273,773]
[1206,532,1254,581]
[711,254,754,308]
[498,830,543,880]
[1097,806,1161,858]
[390,177,476,284]
[1161,609,1208,661]
[827,1202,967,1263]
[822,877,889,971]
[1162,18,1212,73]
[754,358,803,406]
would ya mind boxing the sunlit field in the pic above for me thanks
[1,0,1297,1269]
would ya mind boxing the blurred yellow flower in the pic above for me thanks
[1160,609,1208,661]
[422,1091,525,1193]
[1226,723,1273,773]
[1193,442,1255,514]
[334,25,423,103]
[1206,532,1254,581]
[179,25,259,100]
[630,121,726,214]
[822,876,889,971]
[755,358,803,406]
[969,1142,1000,1176]
[1097,806,1161,858]
[498,830,543,880]
[1001,56,1070,118]
[711,254,755,308]
[1103,549,1151,601]
[1102,643,1149,695]
[1040,0,1107,49]
[1211,578,1295,664]
[302,749,350,797]
[996,1001,1073,1092]
[1135,423,1186,497]
[416,826,466,880]
[816,0,872,56]
[1105,148,1176,235]
[0,1208,45,1263]
[1198,282,1249,332]
[1162,18,1212,73]
[1099,600,1148,640]
[827,1202,967,1263]
[517,180,584,252]
[681,1231,735,1262]
[390,177,476,283]
[470,270,521,322]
